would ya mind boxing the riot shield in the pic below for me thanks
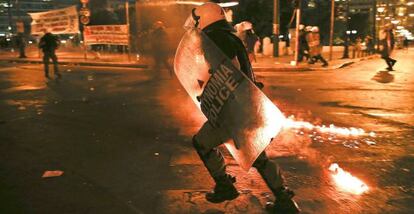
[174,29,286,170]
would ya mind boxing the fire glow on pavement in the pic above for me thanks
[283,115,376,137]
[329,163,369,195]
[281,116,371,195]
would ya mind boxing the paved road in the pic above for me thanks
[0,49,413,214]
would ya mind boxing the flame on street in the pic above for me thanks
[329,163,369,195]
[283,115,376,137]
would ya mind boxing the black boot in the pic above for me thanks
[253,152,300,213]
[266,186,300,213]
[206,174,239,203]
[391,59,397,67]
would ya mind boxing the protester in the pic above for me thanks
[298,24,309,62]
[380,23,397,71]
[38,31,60,79]
[186,3,300,213]
[150,21,173,77]
[307,26,328,67]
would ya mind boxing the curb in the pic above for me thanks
[253,66,312,72]
[0,58,149,69]
[253,55,378,72]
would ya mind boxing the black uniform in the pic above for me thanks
[39,33,60,78]
[193,20,298,213]
[298,29,309,62]
[151,27,173,76]
[16,33,27,58]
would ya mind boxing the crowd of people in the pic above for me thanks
[6,15,408,80]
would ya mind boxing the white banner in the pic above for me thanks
[29,6,79,35]
[84,25,129,45]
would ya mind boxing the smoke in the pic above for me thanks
[267,127,331,168]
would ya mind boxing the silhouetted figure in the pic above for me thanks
[298,25,309,62]
[151,21,173,76]
[39,32,60,79]
[380,24,397,71]
[342,34,350,59]
[307,26,328,67]
[365,35,375,55]
[245,29,259,63]
[353,37,362,58]
[403,37,409,50]
[16,32,27,58]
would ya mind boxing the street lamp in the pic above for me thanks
[342,0,350,59]
[273,0,280,57]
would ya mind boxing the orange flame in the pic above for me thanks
[329,163,369,195]
[283,115,376,137]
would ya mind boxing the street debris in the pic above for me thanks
[42,170,64,178]
[342,141,359,149]
[365,140,376,145]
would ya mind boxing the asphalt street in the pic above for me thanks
[0,49,413,214]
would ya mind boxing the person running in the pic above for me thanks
[380,23,397,71]
[307,26,328,67]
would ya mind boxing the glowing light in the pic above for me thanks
[175,1,239,7]
[283,116,371,137]
[377,7,385,13]
[329,163,369,195]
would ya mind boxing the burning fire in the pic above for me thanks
[283,116,376,137]
[329,163,369,195]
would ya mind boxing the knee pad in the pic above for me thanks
[253,157,269,170]
[192,135,206,153]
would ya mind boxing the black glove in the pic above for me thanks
[254,81,264,89]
